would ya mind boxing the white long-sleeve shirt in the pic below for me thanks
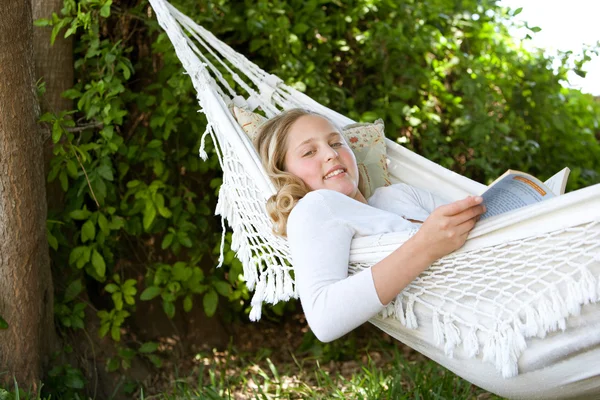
[287,183,448,342]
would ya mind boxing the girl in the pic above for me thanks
[254,109,485,341]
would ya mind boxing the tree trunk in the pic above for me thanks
[32,0,73,115]
[32,0,74,211]
[0,1,55,386]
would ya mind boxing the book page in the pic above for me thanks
[543,167,571,195]
[480,173,555,220]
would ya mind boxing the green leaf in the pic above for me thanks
[47,229,59,251]
[97,165,114,181]
[122,280,137,296]
[52,121,63,143]
[59,170,68,191]
[34,18,52,27]
[99,322,110,338]
[179,234,192,248]
[70,209,91,220]
[143,203,157,231]
[147,354,162,368]
[0,315,8,329]
[64,279,83,302]
[105,283,119,294]
[81,220,96,242]
[172,262,191,281]
[140,286,161,301]
[163,300,175,318]
[183,295,193,312]
[98,213,109,235]
[203,289,218,317]
[91,249,106,277]
[157,206,172,218]
[69,246,89,267]
[212,281,231,297]
[513,7,523,16]
[100,0,112,18]
[66,159,78,178]
[64,371,85,389]
[111,324,121,341]
[139,341,159,353]
[529,26,542,33]
[107,358,119,372]
[112,293,123,310]
[161,233,174,249]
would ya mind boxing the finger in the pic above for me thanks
[454,204,486,226]
[439,196,483,216]
[455,215,477,236]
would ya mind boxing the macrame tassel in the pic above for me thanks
[264,270,276,304]
[578,267,597,304]
[512,324,528,355]
[443,314,461,357]
[216,215,226,268]
[432,311,443,346]
[275,269,285,301]
[253,274,266,304]
[404,297,418,329]
[522,306,540,337]
[198,121,212,161]
[381,303,394,319]
[535,295,553,337]
[499,330,519,378]
[282,271,294,301]
[249,275,267,321]
[394,297,406,326]
[249,304,262,321]
[463,327,479,358]
[566,278,584,315]
[482,332,497,364]
[243,258,257,291]
[550,288,568,331]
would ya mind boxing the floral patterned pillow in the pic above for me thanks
[231,106,267,142]
[342,119,391,198]
[231,106,390,198]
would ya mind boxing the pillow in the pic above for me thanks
[342,119,392,198]
[231,105,391,198]
[231,105,267,142]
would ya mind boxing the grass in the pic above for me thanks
[141,344,503,400]
[1,324,504,400]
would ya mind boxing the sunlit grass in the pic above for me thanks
[145,345,503,400]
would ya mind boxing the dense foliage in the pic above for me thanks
[27,0,600,391]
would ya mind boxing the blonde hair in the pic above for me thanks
[253,108,324,237]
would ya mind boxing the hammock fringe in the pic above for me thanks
[384,267,600,378]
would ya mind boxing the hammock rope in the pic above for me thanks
[148,1,600,397]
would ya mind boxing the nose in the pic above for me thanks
[325,146,339,162]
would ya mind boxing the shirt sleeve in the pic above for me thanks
[369,183,450,222]
[287,192,385,342]
[399,183,450,214]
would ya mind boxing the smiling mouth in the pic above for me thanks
[324,168,346,179]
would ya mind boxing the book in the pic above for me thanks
[479,167,570,220]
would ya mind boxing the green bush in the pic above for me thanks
[39,0,599,373]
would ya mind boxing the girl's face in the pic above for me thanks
[284,115,364,202]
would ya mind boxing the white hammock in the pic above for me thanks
[148,1,600,398]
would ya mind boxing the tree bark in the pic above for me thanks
[32,0,74,214]
[32,0,74,115]
[0,1,55,386]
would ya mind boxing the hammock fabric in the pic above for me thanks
[148,1,600,398]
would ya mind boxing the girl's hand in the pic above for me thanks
[412,196,486,263]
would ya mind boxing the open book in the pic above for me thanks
[479,167,570,220]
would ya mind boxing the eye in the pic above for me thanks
[302,149,315,157]
[331,142,343,148]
